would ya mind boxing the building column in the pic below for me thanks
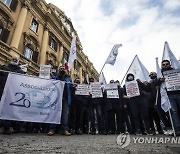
[39,28,49,65]
[58,44,64,66]
[79,67,83,83]
[10,5,28,55]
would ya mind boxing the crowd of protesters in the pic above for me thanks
[0,55,179,136]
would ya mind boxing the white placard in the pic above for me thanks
[0,73,64,124]
[125,81,140,97]
[90,82,103,98]
[104,83,119,98]
[75,84,90,96]
[163,69,180,91]
[39,65,51,79]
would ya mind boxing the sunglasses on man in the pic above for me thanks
[162,63,170,66]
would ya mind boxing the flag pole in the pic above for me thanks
[99,45,116,75]
[167,106,176,136]
[155,88,159,106]
[120,55,137,86]
[99,63,106,75]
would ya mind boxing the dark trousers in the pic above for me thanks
[129,96,150,132]
[149,107,162,132]
[69,101,84,131]
[89,103,105,132]
[112,102,125,133]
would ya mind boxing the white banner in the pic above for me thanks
[75,84,90,96]
[0,73,65,124]
[90,82,103,98]
[163,69,180,91]
[125,81,140,97]
[105,83,119,98]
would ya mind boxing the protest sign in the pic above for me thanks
[125,81,140,97]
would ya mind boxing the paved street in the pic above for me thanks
[0,133,180,154]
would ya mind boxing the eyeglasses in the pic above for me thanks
[162,63,170,66]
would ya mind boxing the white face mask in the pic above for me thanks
[127,75,134,81]
[11,61,18,65]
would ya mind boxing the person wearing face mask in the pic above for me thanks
[0,55,24,135]
[146,72,167,135]
[123,73,151,135]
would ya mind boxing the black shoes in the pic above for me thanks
[3,129,12,135]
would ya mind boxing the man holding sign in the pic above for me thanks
[123,73,151,135]
[160,60,180,136]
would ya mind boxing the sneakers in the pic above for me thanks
[47,130,55,136]
[75,129,82,135]
[62,130,71,136]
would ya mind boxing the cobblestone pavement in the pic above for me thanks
[0,133,180,154]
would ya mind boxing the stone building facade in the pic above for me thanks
[0,0,99,82]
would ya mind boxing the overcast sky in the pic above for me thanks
[46,0,180,82]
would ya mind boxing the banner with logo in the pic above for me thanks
[125,81,140,97]
[0,73,65,124]
[163,69,180,91]
[104,83,119,98]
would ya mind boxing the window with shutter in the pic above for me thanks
[24,47,33,59]
[1,28,10,43]
[30,19,39,33]
[24,46,39,63]
[9,0,18,11]
[32,51,38,63]
[49,36,57,52]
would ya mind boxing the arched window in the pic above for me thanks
[24,45,38,63]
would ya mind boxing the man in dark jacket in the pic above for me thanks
[48,65,72,136]
[0,55,24,135]
[160,60,180,136]
[147,72,165,134]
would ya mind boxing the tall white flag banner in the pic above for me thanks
[68,37,76,70]
[126,55,150,82]
[0,73,65,124]
[162,41,180,69]
[156,58,171,112]
[99,72,107,85]
[105,44,122,65]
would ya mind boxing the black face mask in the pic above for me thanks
[59,70,65,75]
[150,76,157,79]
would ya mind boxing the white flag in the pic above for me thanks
[162,41,180,69]
[99,72,107,85]
[105,44,122,65]
[156,57,171,112]
[68,37,76,70]
[126,55,150,82]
